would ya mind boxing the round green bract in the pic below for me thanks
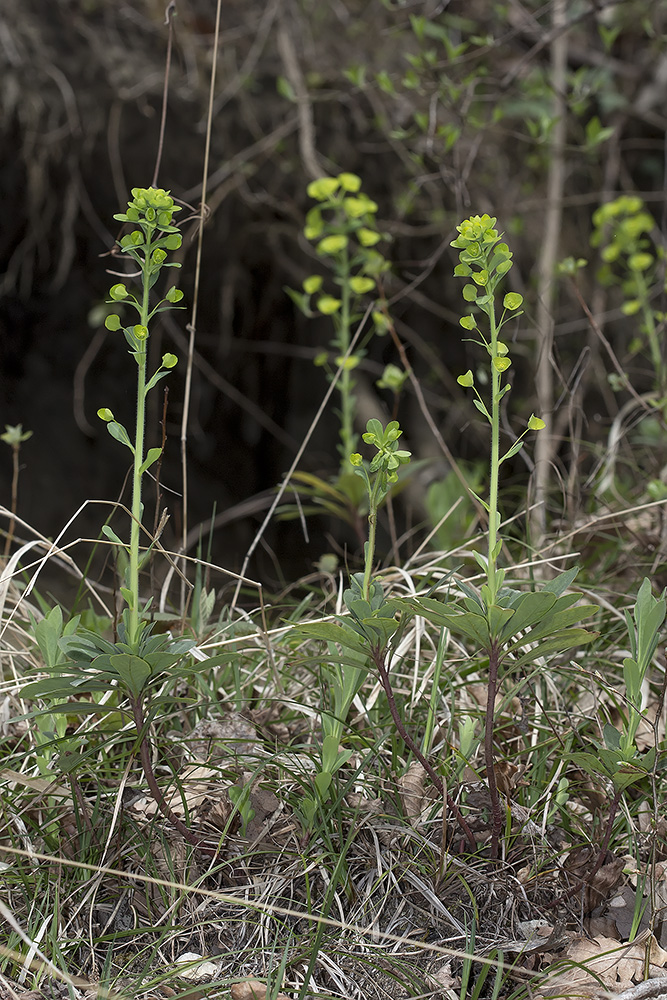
[307,177,339,201]
[628,252,653,272]
[335,355,361,371]
[493,356,511,372]
[349,276,375,294]
[317,295,342,314]
[303,275,323,294]
[503,292,523,310]
[318,235,348,255]
[337,172,362,192]
[341,198,365,219]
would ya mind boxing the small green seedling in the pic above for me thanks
[573,578,666,791]
[1,423,32,557]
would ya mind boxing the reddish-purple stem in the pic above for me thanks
[371,644,477,851]
[546,784,624,907]
[129,695,215,854]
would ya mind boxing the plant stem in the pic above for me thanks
[636,270,664,389]
[3,443,19,558]
[361,479,380,603]
[488,305,500,605]
[485,639,502,860]
[129,694,208,852]
[128,270,150,649]
[371,643,477,851]
[338,244,355,474]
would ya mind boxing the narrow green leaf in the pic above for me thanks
[500,591,556,641]
[499,439,524,464]
[293,622,368,654]
[510,627,597,668]
[542,567,580,595]
[106,421,135,452]
[101,524,126,547]
[139,447,163,476]
[472,398,492,421]
[109,653,152,697]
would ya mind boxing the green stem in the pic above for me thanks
[128,265,151,648]
[362,476,380,602]
[485,639,502,859]
[337,246,355,473]
[636,271,663,389]
[488,303,501,605]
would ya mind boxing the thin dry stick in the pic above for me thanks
[276,10,323,180]
[544,784,624,909]
[151,1,176,188]
[615,979,667,1000]
[530,0,568,542]
[179,0,223,612]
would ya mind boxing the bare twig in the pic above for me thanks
[614,978,667,1000]
[530,0,568,541]
[276,9,324,180]
[151,1,176,188]
[180,0,222,610]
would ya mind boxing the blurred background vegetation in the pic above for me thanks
[0,0,665,591]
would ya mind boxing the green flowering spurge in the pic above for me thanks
[591,195,666,394]
[293,420,412,832]
[294,420,475,847]
[21,188,210,852]
[400,216,599,859]
[286,172,391,479]
[450,214,543,606]
[99,186,184,650]
[349,418,411,603]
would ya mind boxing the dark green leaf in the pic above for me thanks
[293,622,368,654]
[509,627,598,668]
[109,653,152,696]
[500,591,556,641]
